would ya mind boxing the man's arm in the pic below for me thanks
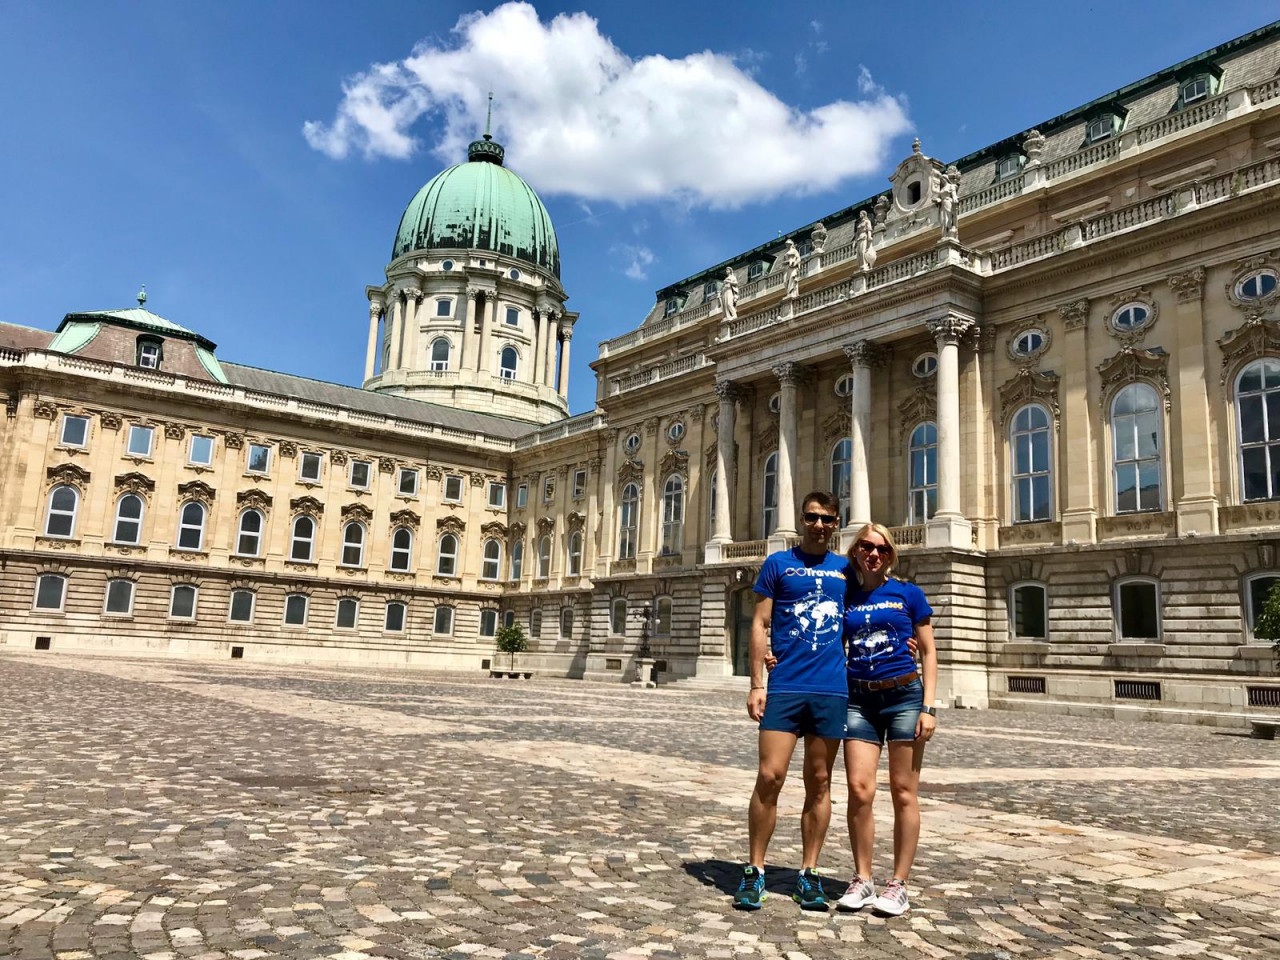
[747,596,772,721]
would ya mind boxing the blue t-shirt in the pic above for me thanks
[753,547,849,697]
[844,578,933,683]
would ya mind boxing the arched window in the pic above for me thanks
[169,584,198,619]
[831,439,852,526]
[236,509,264,557]
[1236,359,1280,501]
[618,483,639,560]
[45,484,79,538]
[436,533,459,576]
[1010,581,1048,640]
[537,535,552,578]
[482,538,502,580]
[655,596,673,636]
[1114,576,1160,641]
[503,609,515,628]
[113,494,144,544]
[341,522,365,566]
[661,475,684,555]
[1111,383,1162,513]
[229,589,255,623]
[433,604,454,635]
[509,539,523,581]
[611,597,628,635]
[34,573,66,610]
[1011,405,1052,523]
[530,607,542,638]
[708,469,718,527]
[762,452,778,536]
[567,530,583,576]
[499,346,518,381]
[335,597,359,629]
[389,527,413,571]
[560,606,574,638]
[385,601,406,633]
[104,578,135,616]
[430,338,450,371]
[177,501,206,551]
[284,593,309,625]
[290,515,315,562]
[479,608,498,637]
[908,423,938,524]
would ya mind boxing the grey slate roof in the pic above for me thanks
[0,322,54,351]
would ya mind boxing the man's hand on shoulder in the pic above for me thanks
[747,687,766,721]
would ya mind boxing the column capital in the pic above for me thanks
[369,301,384,320]
[926,315,974,346]
[1058,298,1090,329]
[368,292,386,309]
[713,379,741,402]
[1168,267,1206,303]
[643,416,661,435]
[771,361,804,385]
[843,340,889,369]
[559,326,574,342]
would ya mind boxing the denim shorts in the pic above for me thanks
[760,692,847,740]
[845,677,924,745]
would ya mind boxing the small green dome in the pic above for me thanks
[392,138,560,277]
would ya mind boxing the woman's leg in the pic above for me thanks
[843,738,882,878]
[885,738,925,880]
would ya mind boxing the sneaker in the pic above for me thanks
[792,867,828,910]
[734,865,766,909]
[836,875,876,911]
[872,878,910,916]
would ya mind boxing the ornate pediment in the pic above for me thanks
[278,440,297,458]
[566,511,586,533]
[164,422,186,441]
[705,442,718,470]
[98,410,122,430]
[536,515,556,535]
[379,456,397,474]
[177,479,215,504]
[822,409,851,444]
[755,420,779,453]
[469,472,488,487]
[481,520,508,537]
[437,515,465,535]
[47,463,90,489]
[290,495,324,516]
[659,448,689,479]
[237,489,273,512]
[341,502,373,523]
[998,369,1060,425]
[1057,299,1089,330]
[330,449,349,466]
[33,400,59,420]
[391,508,421,530]
[617,458,643,488]
[1097,347,1171,410]
[425,464,442,480]
[510,520,527,539]
[222,432,244,450]
[113,471,155,498]
[898,390,937,433]
[1219,315,1280,385]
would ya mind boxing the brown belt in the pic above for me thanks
[850,670,918,693]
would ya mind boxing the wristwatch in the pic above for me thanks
[921,706,937,716]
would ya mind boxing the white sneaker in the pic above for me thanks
[836,875,876,911]
[872,878,910,916]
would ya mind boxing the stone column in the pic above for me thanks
[364,299,383,382]
[386,295,404,374]
[638,416,661,573]
[596,431,619,577]
[477,293,494,375]
[532,310,546,386]
[708,381,737,550]
[557,326,572,399]
[460,287,479,373]
[1169,268,1218,535]
[733,390,754,540]
[925,314,974,548]
[401,287,421,370]
[544,313,560,387]
[771,362,801,541]
[843,341,885,531]
[1058,299,1096,543]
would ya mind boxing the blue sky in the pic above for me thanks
[1,2,1274,414]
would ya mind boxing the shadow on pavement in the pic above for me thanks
[683,858,805,895]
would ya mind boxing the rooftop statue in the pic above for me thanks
[854,210,876,272]
[937,165,960,240]
[782,240,801,299]
[722,267,739,323]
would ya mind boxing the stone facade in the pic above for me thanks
[5,26,1280,726]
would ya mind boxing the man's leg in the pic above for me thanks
[798,734,840,869]
[747,729,799,867]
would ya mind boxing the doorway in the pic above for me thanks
[731,587,755,676]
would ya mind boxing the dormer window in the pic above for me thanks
[747,262,764,282]
[136,337,163,369]
[1181,76,1209,105]
[663,299,679,318]
[704,280,718,299]
[995,154,1023,181]
[797,240,813,258]
[1085,113,1120,144]
[906,180,922,205]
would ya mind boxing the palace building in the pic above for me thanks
[6,23,1280,726]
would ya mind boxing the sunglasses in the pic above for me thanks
[857,540,892,556]
[802,512,840,526]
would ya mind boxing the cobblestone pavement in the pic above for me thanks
[3,652,1280,959]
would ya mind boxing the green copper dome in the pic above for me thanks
[392,138,560,277]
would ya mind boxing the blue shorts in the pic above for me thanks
[760,692,847,740]
[846,677,924,745]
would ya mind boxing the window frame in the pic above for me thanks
[1110,382,1164,515]
[908,422,938,525]
[537,535,552,579]
[567,530,583,577]
[59,414,89,448]
[499,346,519,381]
[283,593,309,626]
[34,573,66,611]
[1114,576,1161,642]
[430,337,450,371]
[126,423,155,458]
[618,482,639,560]
[479,608,498,638]
[176,500,206,551]
[290,514,316,562]
[1235,358,1280,502]
[831,438,852,527]
[433,604,455,635]
[340,521,366,568]
[661,473,684,556]
[655,596,673,637]
[516,484,528,509]
[299,451,323,483]
[385,600,407,633]
[228,588,256,623]
[112,493,144,544]
[504,306,520,327]
[611,597,628,636]
[509,539,524,581]
[235,508,265,558]
[1245,572,1280,644]
[1238,270,1279,301]
[1110,302,1151,334]
[572,469,587,499]
[443,475,464,502]
[995,153,1023,181]
[560,606,574,639]
[436,533,459,577]
[246,443,272,475]
[45,484,80,538]
[762,452,778,536]
[435,298,452,318]
[136,337,163,369]
[349,459,372,490]
[481,538,502,581]
[335,596,360,630]
[1010,404,1054,524]
[488,481,507,509]
[530,607,543,638]
[389,526,414,572]
[188,434,214,466]
[169,583,198,621]
[103,578,135,617]
[542,475,555,503]
[1009,581,1048,641]
[398,467,419,497]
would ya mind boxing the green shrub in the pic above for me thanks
[1255,581,1280,656]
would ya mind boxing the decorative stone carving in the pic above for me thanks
[772,361,801,384]
[617,459,643,488]
[1058,299,1090,330]
[927,314,974,345]
[643,416,660,436]
[705,442,718,471]
[898,391,937,434]
[47,463,90,489]
[1226,253,1280,311]
[177,480,215,505]
[425,464,442,480]
[843,340,888,368]
[34,400,60,420]
[810,221,828,255]
[687,404,707,422]
[713,379,740,402]
[659,448,690,479]
[392,509,421,530]
[936,165,960,239]
[998,369,1061,426]
[235,489,272,512]
[720,267,739,323]
[822,409,851,443]
[480,520,507,537]
[290,495,324,516]
[536,516,556,534]
[369,301,384,321]
[223,432,244,450]
[1168,267,1206,303]
[782,240,801,299]
[164,422,186,441]
[330,449,348,466]
[559,326,574,343]
[469,472,488,487]
[853,210,876,271]
[379,457,397,474]
[341,502,373,523]
[1007,320,1052,365]
[1023,128,1045,163]
[1218,315,1280,385]
[437,515,466,535]
[872,194,890,225]
[113,472,155,498]
[510,520,527,539]
[1097,347,1172,411]
[755,420,779,452]
[566,512,586,533]
[98,410,121,430]
[1105,288,1159,346]
[588,457,602,475]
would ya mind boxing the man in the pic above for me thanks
[735,491,848,911]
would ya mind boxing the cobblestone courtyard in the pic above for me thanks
[3,652,1280,959]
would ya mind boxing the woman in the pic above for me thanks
[836,522,936,917]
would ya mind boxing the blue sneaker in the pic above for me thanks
[793,867,828,910]
[734,865,766,909]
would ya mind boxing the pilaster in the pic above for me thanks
[1058,299,1097,543]
[1169,268,1219,534]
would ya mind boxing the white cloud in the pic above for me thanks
[303,2,911,209]
[614,244,656,281]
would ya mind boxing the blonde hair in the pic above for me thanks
[846,522,898,577]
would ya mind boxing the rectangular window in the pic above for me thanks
[488,482,506,509]
[127,424,154,458]
[229,589,255,623]
[385,601,406,633]
[350,460,372,489]
[104,579,135,615]
[505,306,519,326]
[1011,584,1047,640]
[60,414,88,447]
[169,584,197,620]
[560,607,574,639]
[299,452,323,482]
[516,484,528,509]
[34,574,66,610]
[189,434,214,465]
[572,470,587,499]
[542,476,555,503]
[479,609,498,637]
[398,468,419,496]
[435,299,452,317]
[284,594,308,626]
[1116,580,1159,641]
[247,443,271,474]
[433,605,454,635]
[336,597,359,629]
[444,475,463,502]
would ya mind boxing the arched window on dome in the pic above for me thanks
[430,338,450,372]
[500,346,519,381]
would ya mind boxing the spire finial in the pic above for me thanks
[484,90,493,141]
[136,284,147,307]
